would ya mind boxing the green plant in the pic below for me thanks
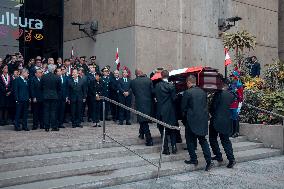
[264,59,284,90]
[222,30,256,70]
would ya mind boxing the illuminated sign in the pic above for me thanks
[0,26,44,42]
[0,12,43,29]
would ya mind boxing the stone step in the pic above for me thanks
[0,135,248,159]
[0,141,263,188]
[1,148,281,189]
[0,141,262,172]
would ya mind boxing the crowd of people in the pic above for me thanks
[0,52,243,171]
[0,53,135,131]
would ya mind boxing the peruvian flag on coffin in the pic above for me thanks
[151,66,203,80]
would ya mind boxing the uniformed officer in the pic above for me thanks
[90,56,100,73]
[101,67,111,120]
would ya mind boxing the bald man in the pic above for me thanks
[130,69,154,146]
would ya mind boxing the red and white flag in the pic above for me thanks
[224,47,232,66]
[71,45,74,59]
[115,48,120,70]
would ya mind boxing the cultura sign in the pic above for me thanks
[0,12,43,29]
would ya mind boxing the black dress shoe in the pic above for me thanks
[88,118,92,122]
[172,145,177,154]
[119,122,123,125]
[97,124,101,127]
[23,128,30,131]
[184,160,198,165]
[176,138,182,143]
[212,156,224,162]
[162,149,170,155]
[227,160,236,168]
[205,161,214,171]
[78,124,83,128]
[138,133,145,139]
[145,141,153,146]
[52,128,60,131]
[32,127,38,130]
[126,121,132,125]
[72,125,76,128]
[15,128,22,131]
[45,128,50,132]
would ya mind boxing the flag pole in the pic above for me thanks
[225,65,227,79]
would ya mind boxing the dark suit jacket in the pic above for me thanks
[110,77,120,99]
[209,90,234,135]
[181,86,209,136]
[118,77,132,95]
[13,77,30,102]
[41,73,61,100]
[30,76,43,102]
[131,75,153,122]
[101,76,110,97]
[0,74,13,107]
[67,77,87,101]
[154,80,177,126]
[87,73,96,95]
[58,76,68,100]
[89,79,103,98]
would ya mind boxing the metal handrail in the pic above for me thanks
[100,96,181,131]
[99,96,180,179]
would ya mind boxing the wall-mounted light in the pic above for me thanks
[218,16,242,32]
[71,21,98,41]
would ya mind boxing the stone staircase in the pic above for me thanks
[0,133,281,189]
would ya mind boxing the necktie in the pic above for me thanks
[61,76,63,84]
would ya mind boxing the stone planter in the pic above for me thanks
[240,123,284,154]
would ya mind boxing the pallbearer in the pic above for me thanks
[209,80,236,168]
[181,75,213,171]
[154,70,178,155]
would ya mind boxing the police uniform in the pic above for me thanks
[101,67,111,120]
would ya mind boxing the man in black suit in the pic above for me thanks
[78,68,88,122]
[55,67,68,128]
[86,65,96,122]
[209,80,236,168]
[154,70,178,155]
[118,69,132,125]
[181,75,213,171]
[110,70,120,122]
[30,68,44,130]
[41,64,61,132]
[67,69,87,128]
[249,56,261,78]
[131,69,154,146]
[13,68,30,131]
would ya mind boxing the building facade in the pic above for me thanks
[63,0,280,75]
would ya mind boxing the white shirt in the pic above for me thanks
[2,74,9,86]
